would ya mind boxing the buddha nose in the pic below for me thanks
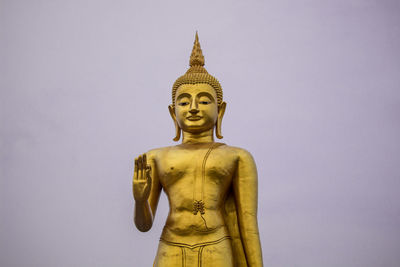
[189,107,199,114]
[189,99,199,114]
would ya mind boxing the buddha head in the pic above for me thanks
[169,32,227,141]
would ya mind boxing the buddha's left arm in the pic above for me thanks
[233,149,263,267]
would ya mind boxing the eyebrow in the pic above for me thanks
[176,93,191,101]
[197,92,215,102]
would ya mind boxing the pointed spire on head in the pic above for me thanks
[189,31,205,67]
[172,31,223,107]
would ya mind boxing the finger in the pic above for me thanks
[146,164,151,172]
[137,155,143,180]
[143,154,147,168]
[142,154,147,180]
[146,166,151,185]
[143,153,151,172]
[134,158,138,181]
[141,155,146,180]
[140,154,145,180]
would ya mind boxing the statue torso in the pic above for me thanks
[149,143,239,245]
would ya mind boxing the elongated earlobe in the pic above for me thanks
[216,102,226,139]
[168,105,181,141]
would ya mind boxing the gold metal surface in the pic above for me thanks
[133,33,263,267]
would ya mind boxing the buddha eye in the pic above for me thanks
[199,101,211,105]
[178,102,189,106]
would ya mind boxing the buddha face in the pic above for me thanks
[174,83,219,134]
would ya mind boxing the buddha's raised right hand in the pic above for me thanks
[133,154,152,202]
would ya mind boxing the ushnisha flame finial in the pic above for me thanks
[189,31,205,67]
[172,32,223,106]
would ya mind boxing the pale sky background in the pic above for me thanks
[1,0,400,266]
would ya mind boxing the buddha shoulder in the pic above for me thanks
[221,145,256,163]
[144,145,186,162]
[143,146,171,162]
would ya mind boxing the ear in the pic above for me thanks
[168,105,181,141]
[216,102,226,139]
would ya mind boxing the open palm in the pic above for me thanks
[133,153,152,202]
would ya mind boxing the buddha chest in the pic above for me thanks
[156,144,237,211]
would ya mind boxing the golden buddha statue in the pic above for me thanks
[133,33,263,267]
